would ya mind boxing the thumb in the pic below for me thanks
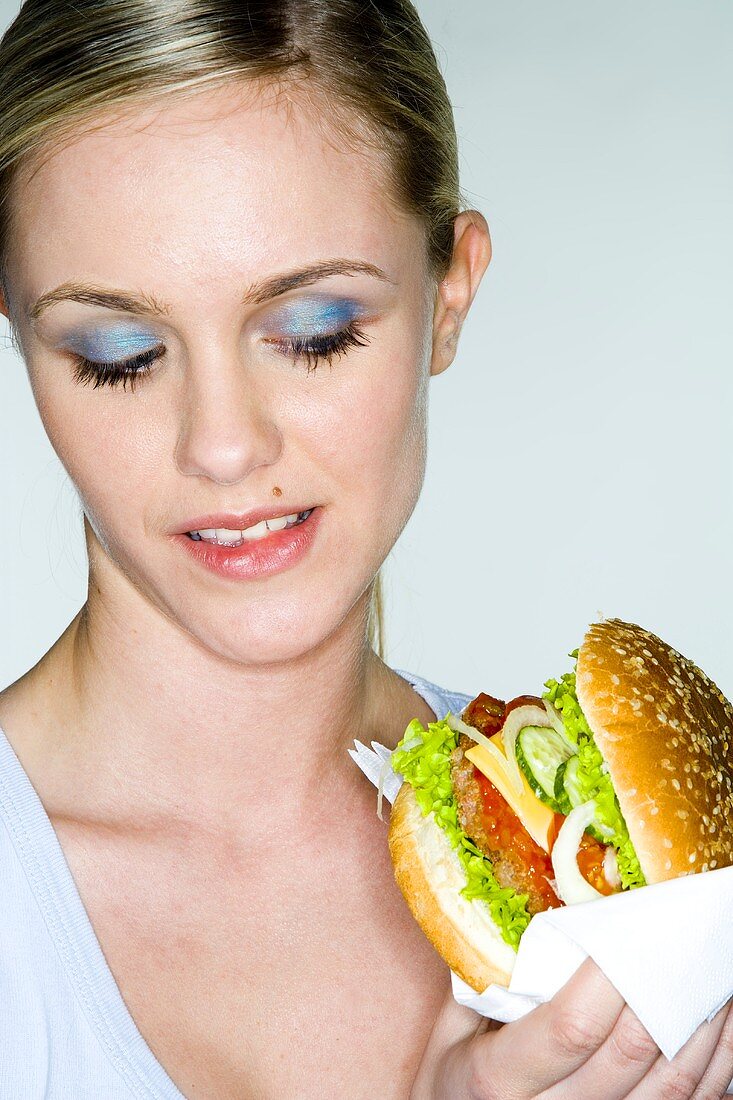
[411,977,499,1099]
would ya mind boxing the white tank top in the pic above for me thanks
[0,668,471,1099]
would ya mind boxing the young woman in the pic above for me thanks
[0,2,730,1097]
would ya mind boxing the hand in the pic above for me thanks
[411,957,733,1099]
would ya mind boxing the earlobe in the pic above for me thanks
[429,308,461,377]
[429,210,492,377]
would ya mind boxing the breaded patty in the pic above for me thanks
[450,733,561,915]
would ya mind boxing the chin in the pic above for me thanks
[85,511,381,666]
[164,570,372,667]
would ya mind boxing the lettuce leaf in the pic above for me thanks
[391,717,531,948]
[543,657,646,890]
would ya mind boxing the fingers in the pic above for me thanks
[412,961,732,1100]
[625,998,733,1100]
[463,957,626,1098]
[410,980,495,1100]
[538,998,732,1100]
[691,1000,733,1100]
[537,1002,660,1100]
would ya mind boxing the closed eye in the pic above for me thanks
[69,320,372,391]
[70,344,165,392]
[266,321,371,374]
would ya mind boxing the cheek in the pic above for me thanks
[298,336,430,530]
[27,369,165,534]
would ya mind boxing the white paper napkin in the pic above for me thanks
[350,740,733,1088]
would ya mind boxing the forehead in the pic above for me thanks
[9,80,422,307]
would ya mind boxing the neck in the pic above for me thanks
[18,563,402,839]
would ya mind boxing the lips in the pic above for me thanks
[174,502,322,580]
[173,504,317,536]
[189,509,312,544]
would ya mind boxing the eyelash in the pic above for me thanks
[70,322,372,392]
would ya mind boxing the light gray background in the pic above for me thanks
[1,0,731,699]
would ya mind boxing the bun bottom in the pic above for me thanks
[388,782,517,993]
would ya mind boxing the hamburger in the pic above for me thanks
[388,618,733,992]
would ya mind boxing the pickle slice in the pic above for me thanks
[516,724,576,810]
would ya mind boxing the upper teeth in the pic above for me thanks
[190,512,303,545]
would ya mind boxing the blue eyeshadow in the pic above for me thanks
[60,296,362,362]
[66,326,159,361]
[273,297,361,335]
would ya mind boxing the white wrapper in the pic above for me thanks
[350,740,733,1090]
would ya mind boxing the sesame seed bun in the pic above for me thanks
[576,618,733,882]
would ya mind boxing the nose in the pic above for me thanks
[173,349,283,484]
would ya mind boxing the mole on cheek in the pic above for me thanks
[272,486,282,497]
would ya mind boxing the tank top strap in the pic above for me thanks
[391,667,472,722]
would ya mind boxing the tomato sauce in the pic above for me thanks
[504,694,546,715]
[474,770,563,910]
[576,834,619,896]
[464,691,622,904]
[462,692,505,736]
[548,812,566,851]
[462,692,547,737]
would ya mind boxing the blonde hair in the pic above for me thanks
[0,0,468,659]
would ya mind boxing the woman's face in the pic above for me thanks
[2,82,439,665]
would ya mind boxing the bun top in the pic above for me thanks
[576,619,733,884]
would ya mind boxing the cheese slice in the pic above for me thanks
[465,731,556,852]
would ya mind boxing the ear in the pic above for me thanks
[430,210,492,377]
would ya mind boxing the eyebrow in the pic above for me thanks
[28,259,393,322]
